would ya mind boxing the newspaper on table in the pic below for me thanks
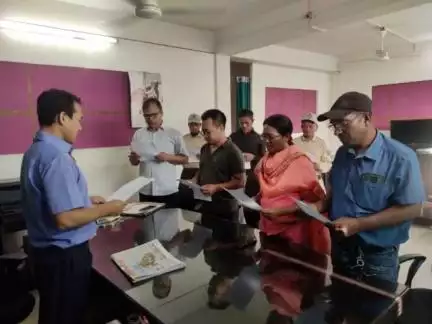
[224,188,261,211]
[180,180,211,202]
[111,239,186,283]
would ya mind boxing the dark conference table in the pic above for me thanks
[90,209,413,324]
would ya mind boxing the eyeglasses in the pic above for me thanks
[143,112,160,119]
[328,113,364,133]
[261,134,282,142]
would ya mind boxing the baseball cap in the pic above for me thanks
[317,91,372,122]
[188,113,201,124]
[301,112,318,124]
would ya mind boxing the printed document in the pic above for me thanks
[180,180,211,202]
[224,188,261,211]
[130,141,158,162]
[293,198,330,225]
[107,177,153,201]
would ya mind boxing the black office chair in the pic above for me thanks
[0,255,35,324]
[398,254,426,287]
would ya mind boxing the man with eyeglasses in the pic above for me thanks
[313,91,425,285]
[129,98,189,206]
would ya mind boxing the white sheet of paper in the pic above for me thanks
[304,152,318,163]
[244,161,251,170]
[188,155,200,163]
[224,188,261,211]
[180,180,212,202]
[294,198,330,225]
[107,177,153,201]
[130,141,158,162]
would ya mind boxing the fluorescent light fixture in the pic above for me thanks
[0,20,117,52]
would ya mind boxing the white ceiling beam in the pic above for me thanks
[216,0,432,55]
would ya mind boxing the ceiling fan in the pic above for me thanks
[122,0,224,19]
[304,0,327,33]
[345,23,419,63]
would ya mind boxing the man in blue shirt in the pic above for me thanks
[315,91,425,284]
[21,89,126,324]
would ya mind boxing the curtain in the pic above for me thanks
[236,76,251,122]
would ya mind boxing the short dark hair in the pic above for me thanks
[201,109,226,127]
[263,114,293,137]
[142,97,162,112]
[37,89,81,127]
[238,109,253,119]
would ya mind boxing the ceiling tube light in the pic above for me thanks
[0,20,118,51]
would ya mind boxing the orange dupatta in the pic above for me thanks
[255,146,330,254]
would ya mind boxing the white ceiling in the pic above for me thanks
[1,0,431,58]
[280,3,432,62]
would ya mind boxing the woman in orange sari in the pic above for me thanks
[256,114,330,254]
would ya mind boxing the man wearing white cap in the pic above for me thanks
[182,113,206,179]
[293,112,332,176]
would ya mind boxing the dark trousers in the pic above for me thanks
[244,170,260,228]
[32,242,92,324]
[180,168,198,180]
[139,192,179,208]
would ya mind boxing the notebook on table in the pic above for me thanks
[111,239,186,283]
[120,202,165,218]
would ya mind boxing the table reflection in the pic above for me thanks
[90,210,408,324]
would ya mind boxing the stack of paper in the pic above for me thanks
[96,177,153,226]
[111,240,186,283]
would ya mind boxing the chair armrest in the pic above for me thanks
[399,254,426,287]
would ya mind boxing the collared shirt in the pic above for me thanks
[131,127,188,196]
[183,133,206,155]
[20,131,95,248]
[293,136,332,173]
[329,131,425,247]
[198,139,245,200]
[229,129,265,168]
[183,133,206,169]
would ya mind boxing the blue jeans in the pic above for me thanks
[332,241,399,283]
[328,238,399,322]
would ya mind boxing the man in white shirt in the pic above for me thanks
[129,98,189,206]
[293,112,333,176]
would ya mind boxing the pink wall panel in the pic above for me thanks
[0,61,134,155]
[265,87,317,132]
[372,80,432,130]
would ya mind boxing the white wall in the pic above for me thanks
[332,51,432,141]
[251,62,337,149]
[236,45,339,73]
[0,34,229,197]
[334,51,432,98]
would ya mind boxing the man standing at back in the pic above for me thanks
[193,109,246,242]
[21,89,125,324]
[182,113,206,179]
[230,109,265,171]
[230,109,264,228]
[129,98,189,206]
[293,112,332,176]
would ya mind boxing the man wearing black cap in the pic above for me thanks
[313,91,425,284]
